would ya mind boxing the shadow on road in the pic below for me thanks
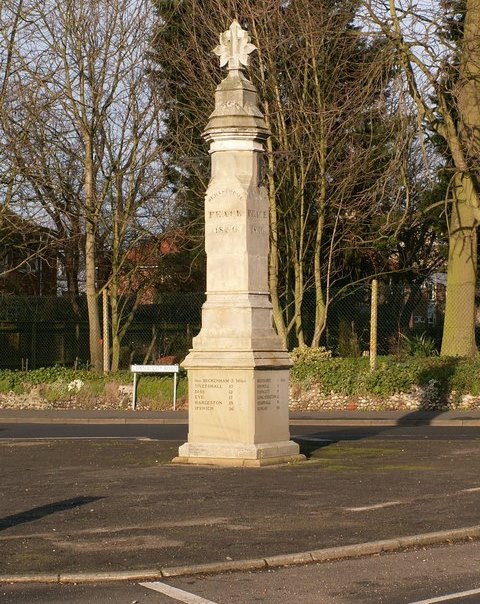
[293,357,467,457]
[0,496,104,531]
[292,410,459,458]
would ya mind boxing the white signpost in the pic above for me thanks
[130,364,179,410]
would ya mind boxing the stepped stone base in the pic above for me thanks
[173,440,305,467]
[173,365,303,466]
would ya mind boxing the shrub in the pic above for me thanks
[291,354,480,399]
[291,346,332,363]
[401,332,439,357]
[137,376,187,409]
[2,355,480,406]
[0,365,186,409]
[0,371,24,394]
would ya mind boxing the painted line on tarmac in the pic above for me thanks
[341,485,480,513]
[140,581,218,604]
[343,501,403,512]
[408,586,480,603]
[0,437,180,442]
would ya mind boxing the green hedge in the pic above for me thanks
[0,367,131,393]
[291,355,480,399]
[1,356,480,403]
[0,366,187,409]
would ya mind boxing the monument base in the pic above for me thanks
[173,440,305,466]
[172,455,305,467]
[173,361,304,467]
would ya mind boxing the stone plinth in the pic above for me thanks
[174,365,299,467]
[173,21,304,467]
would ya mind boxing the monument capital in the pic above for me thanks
[213,19,256,73]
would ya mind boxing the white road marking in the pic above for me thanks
[343,501,403,512]
[0,437,141,441]
[408,586,480,603]
[140,581,218,604]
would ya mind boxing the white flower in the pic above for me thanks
[67,379,84,392]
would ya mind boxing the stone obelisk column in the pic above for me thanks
[174,20,304,467]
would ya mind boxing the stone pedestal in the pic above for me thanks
[173,21,303,467]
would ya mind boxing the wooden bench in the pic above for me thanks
[130,364,180,410]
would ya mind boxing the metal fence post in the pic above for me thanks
[102,288,110,373]
[370,278,378,371]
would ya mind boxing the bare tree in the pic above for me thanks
[2,0,169,369]
[151,0,419,348]
[361,0,480,356]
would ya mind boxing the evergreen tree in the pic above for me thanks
[150,0,426,347]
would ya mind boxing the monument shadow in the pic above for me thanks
[0,496,104,531]
[293,356,462,458]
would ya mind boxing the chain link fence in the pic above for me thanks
[0,278,473,370]
[0,293,204,370]
[317,281,445,357]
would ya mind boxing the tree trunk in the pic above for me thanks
[110,286,121,372]
[266,126,288,347]
[441,173,478,356]
[312,202,327,347]
[84,137,102,370]
[85,228,102,369]
[293,257,305,347]
[441,0,480,356]
[310,30,328,347]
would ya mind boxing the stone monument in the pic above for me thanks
[173,20,304,467]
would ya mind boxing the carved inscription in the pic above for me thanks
[205,188,270,238]
[208,210,243,219]
[247,209,267,219]
[193,377,227,412]
[248,208,268,235]
[193,376,247,412]
[256,375,284,411]
[205,189,245,236]
[214,225,240,234]
[250,224,267,234]
[205,188,244,204]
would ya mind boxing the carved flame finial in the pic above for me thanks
[213,20,256,73]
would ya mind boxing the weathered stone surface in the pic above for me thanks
[176,21,302,466]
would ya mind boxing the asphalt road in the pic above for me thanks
[2,422,480,442]
[2,422,480,604]
[2,541,480,603]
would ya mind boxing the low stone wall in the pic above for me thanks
[0,388,133,411]
[289,382,480,412]
[1,382,480,411]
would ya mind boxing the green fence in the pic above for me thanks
[0,293,204,370]
[0,278,466,370]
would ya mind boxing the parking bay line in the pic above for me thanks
[140,581,218,604]
[343,485,480,513]
[343,501,403,512]
[408,587,480,603]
